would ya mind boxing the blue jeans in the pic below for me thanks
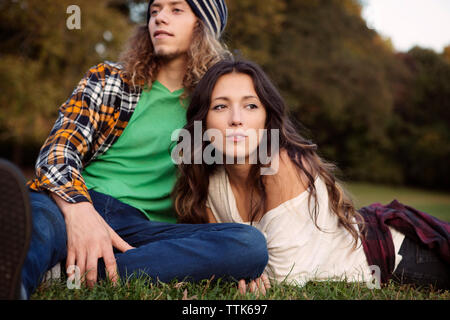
[22,190,268,297]
[391,236,450,289]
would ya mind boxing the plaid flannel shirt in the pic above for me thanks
[357,200,450,284]
[27,61,144,203]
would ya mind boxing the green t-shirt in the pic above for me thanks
[82,81,188,223]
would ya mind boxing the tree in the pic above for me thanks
[261,0,407,183]
[391,47,450,189]
[0,0,133,165]
[442,45,450,64]
[225,0,286,65]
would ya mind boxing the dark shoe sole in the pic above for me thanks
[0,159,32,299]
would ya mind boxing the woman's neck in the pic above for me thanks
[224,163,252,191]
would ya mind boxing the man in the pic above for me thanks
[0,0,268,300]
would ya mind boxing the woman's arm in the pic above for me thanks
[206,207,218,223]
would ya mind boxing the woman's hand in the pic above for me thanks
[238,274,271,296]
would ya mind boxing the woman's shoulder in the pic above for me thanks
[264,149,312,209]
[267,149,311,187]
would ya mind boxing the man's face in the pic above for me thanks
[148,0,198,60]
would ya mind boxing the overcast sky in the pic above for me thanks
[361,0,450,52]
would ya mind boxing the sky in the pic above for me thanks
[361,0,450,52]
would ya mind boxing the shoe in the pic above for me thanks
[0,159,32,300]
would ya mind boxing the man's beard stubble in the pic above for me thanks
[154,48,187,62]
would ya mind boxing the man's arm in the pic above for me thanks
[30,62,134,286]
[28,62,120,204]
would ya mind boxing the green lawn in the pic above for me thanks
[345,182,450,222]
[32,276,449,300]
[30,181,450,300]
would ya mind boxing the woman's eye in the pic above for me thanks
[246,104,258,109]
[212,104,226,111]
[173,8,183,13]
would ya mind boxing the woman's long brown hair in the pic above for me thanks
[173,60,366,249]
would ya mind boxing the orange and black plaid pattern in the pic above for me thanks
[27,62,143,204]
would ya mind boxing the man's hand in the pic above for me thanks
[51,194,134,287]
[238,274,271,296]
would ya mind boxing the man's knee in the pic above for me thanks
[29,191,66,242]
[228,224,269,272]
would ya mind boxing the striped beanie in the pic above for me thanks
[146,0,228,39]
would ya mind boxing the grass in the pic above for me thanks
[345,182,450,222]
[31,276,449,300]
[30,182,450,300]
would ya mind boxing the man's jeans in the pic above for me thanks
[22,190,268,297]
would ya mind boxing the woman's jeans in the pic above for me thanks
[22,190,269,297]
[392,236,450,290]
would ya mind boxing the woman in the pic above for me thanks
[173,60,450,293]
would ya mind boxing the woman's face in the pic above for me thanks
[206,72,267,162]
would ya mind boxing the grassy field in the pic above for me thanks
[30,182,450,300]
[345,182,450,222]
[31,276,449,300]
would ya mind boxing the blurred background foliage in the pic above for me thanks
[1,0,449,191]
